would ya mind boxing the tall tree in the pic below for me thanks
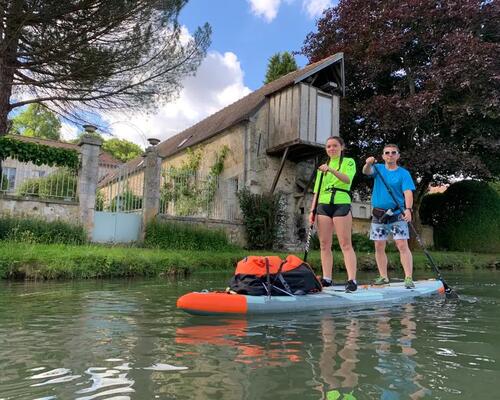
[102,138,143,162]
[9,103,61,140]
[302,0,499,215]
[0,0,211,134]
[264,52,298,84]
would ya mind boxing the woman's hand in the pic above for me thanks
[308,211,315,225]
[318,164,331,173]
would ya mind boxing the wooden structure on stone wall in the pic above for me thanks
[266,53,345,192]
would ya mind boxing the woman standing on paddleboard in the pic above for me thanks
[309,136,357,292]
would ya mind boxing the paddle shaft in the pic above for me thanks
[371,164,457,297]
[304,161,328,262]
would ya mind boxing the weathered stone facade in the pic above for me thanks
[157,214,246,247]
[78,135,102,240]
[0,195,79,222]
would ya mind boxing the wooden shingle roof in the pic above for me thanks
[155,53,344,159]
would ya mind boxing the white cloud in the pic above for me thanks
[60,122,79,141]
[247,0,332,22]
[101,50,251,148]
[302,0,332,18]
[247,0,282,22]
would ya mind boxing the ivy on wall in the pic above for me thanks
[0,137,80,170]
[160,145,230,216]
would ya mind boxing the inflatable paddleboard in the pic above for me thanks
[177,279,445,316]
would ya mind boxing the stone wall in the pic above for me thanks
[156,214,246,247]
[163,125,245,181]
[0,195,79,222]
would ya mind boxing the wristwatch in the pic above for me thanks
[405,208,413,212]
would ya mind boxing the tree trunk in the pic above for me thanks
[409,177,431,250]
[0,0,23,136]
[404,65,416,96]
[0,73,12,135]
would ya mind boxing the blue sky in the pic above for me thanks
[179,0,318,89]
[61,0,335,146]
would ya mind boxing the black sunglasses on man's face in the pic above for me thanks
[384,150,398,155]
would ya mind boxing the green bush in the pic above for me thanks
[1,174,9,191]
[420,180,500,252]
[16,169,77,200]
[0,215,86,245]
[419,192,446,226]
[144,220,235,251]
[95,190,104,211]
[109,189,142,211]
[237,187,286,250]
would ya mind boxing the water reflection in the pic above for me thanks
[174,305,433,399]
[176,319,303,367]
[316,315,360,397]
[372,304,430,399]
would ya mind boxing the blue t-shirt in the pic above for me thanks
[369,164,415,212]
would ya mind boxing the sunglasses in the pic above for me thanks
[384,150,398,155]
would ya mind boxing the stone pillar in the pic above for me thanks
[141,145,162,238]
[78,133,102,240]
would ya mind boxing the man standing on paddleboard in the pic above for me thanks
[362,144,416,289]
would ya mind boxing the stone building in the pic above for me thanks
[99,53,373,247]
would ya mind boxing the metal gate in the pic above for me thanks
[92,163,144,243]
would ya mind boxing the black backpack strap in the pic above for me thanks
[271,259,294,296]
[272,260,287,284]
[276,274,293,295]
[265,257,271,299]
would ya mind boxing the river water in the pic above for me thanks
[0,270,498,400]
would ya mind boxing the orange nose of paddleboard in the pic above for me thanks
[177,292,248,314]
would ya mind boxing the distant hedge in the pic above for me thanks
[420,180,500,252]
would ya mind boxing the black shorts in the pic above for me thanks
[317,203,351,218]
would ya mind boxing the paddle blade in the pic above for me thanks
[445,288,459,299]
[442,280,459,299]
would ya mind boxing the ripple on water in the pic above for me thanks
[143,363,188,371]
[28,368,82,387]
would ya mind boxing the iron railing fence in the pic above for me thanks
[159,169,240,221]
[0,157,78,201]
[97,164,144,212]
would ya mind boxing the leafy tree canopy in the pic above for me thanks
[102,138,143,163]
[301,0,499,209]
[67,132,142,162]
[0,0,211,134]
[67,130,104,144]
[264,52,298,84]
[9,104,61,140]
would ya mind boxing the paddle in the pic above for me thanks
[304,159,329,262]
[371,164,459,299]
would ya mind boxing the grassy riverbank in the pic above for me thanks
[0,241,498,280]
